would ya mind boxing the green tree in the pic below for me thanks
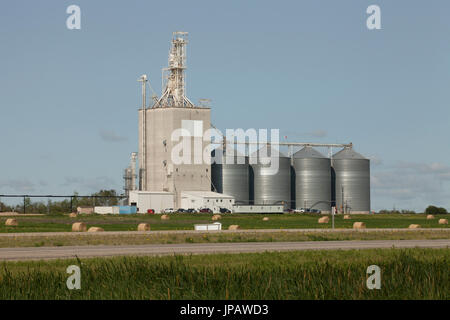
[91,189,119,206]
[0,200,12,212]
[425,205,448,215]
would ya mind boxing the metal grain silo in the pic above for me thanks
[332,147,370,213]
[250,145,291,207]
[293,146,331,213]
[211,145,250,204]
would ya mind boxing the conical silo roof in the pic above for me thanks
[294,146,327,159]
[332,147,367,160]
[249,145,288,159]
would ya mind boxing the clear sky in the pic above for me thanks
[1,0,449,211]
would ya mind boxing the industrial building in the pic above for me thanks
[180,191,234,213]
[123,32,371,214]
[129,191,174,214]
[125,32,230,213]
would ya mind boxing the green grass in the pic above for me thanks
[0,248,448,299]
[0,213,448,233]
[0,229,448,248]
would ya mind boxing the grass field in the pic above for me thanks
[0,229,449,248]
[0,213,448,233]
[0,248,448,299]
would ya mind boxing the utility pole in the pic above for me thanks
[332,205,335,229]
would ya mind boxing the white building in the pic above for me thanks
[128,191,174,213]
[180,191,234,212]
[233,205,284,213]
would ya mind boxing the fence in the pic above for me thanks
[0,194,127,214]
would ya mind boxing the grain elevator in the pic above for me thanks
[124,32,371,214]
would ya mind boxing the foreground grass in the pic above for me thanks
[0,249,448,299]
[0,229,449,248]
[0,213,448,233]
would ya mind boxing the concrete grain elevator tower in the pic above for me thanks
[138,32,212,207]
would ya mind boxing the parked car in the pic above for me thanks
[294,208,306,213]
[147,209,155,214]
[186,208,198,213]
[219,208,231,213]
[162,208,175,214]
[199,208,213,213]
[310,209,322,214]
[176,208,187,213]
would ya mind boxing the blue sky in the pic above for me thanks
[1,0,449,211]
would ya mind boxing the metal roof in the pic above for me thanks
[333,147,367,160]
[293,146,327,159]
[249,145,288,158]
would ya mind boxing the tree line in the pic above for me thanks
[378,205,448,215]
[0,190,120,214]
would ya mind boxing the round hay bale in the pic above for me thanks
[69,213,77,218]
[426,214,434,220]
[318,216,329,224]
[353,222,366,229]
[228,225,240,230]
[438,218,448,225]
[343,215,351,220]
[212,214,222,221]
[72,222,87,232]
[5,218,18,226]
[262,217,269,221]
[137,223,150,231]
[161,214,170,220]
[408,224,421,229]
[87,227,104,232]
